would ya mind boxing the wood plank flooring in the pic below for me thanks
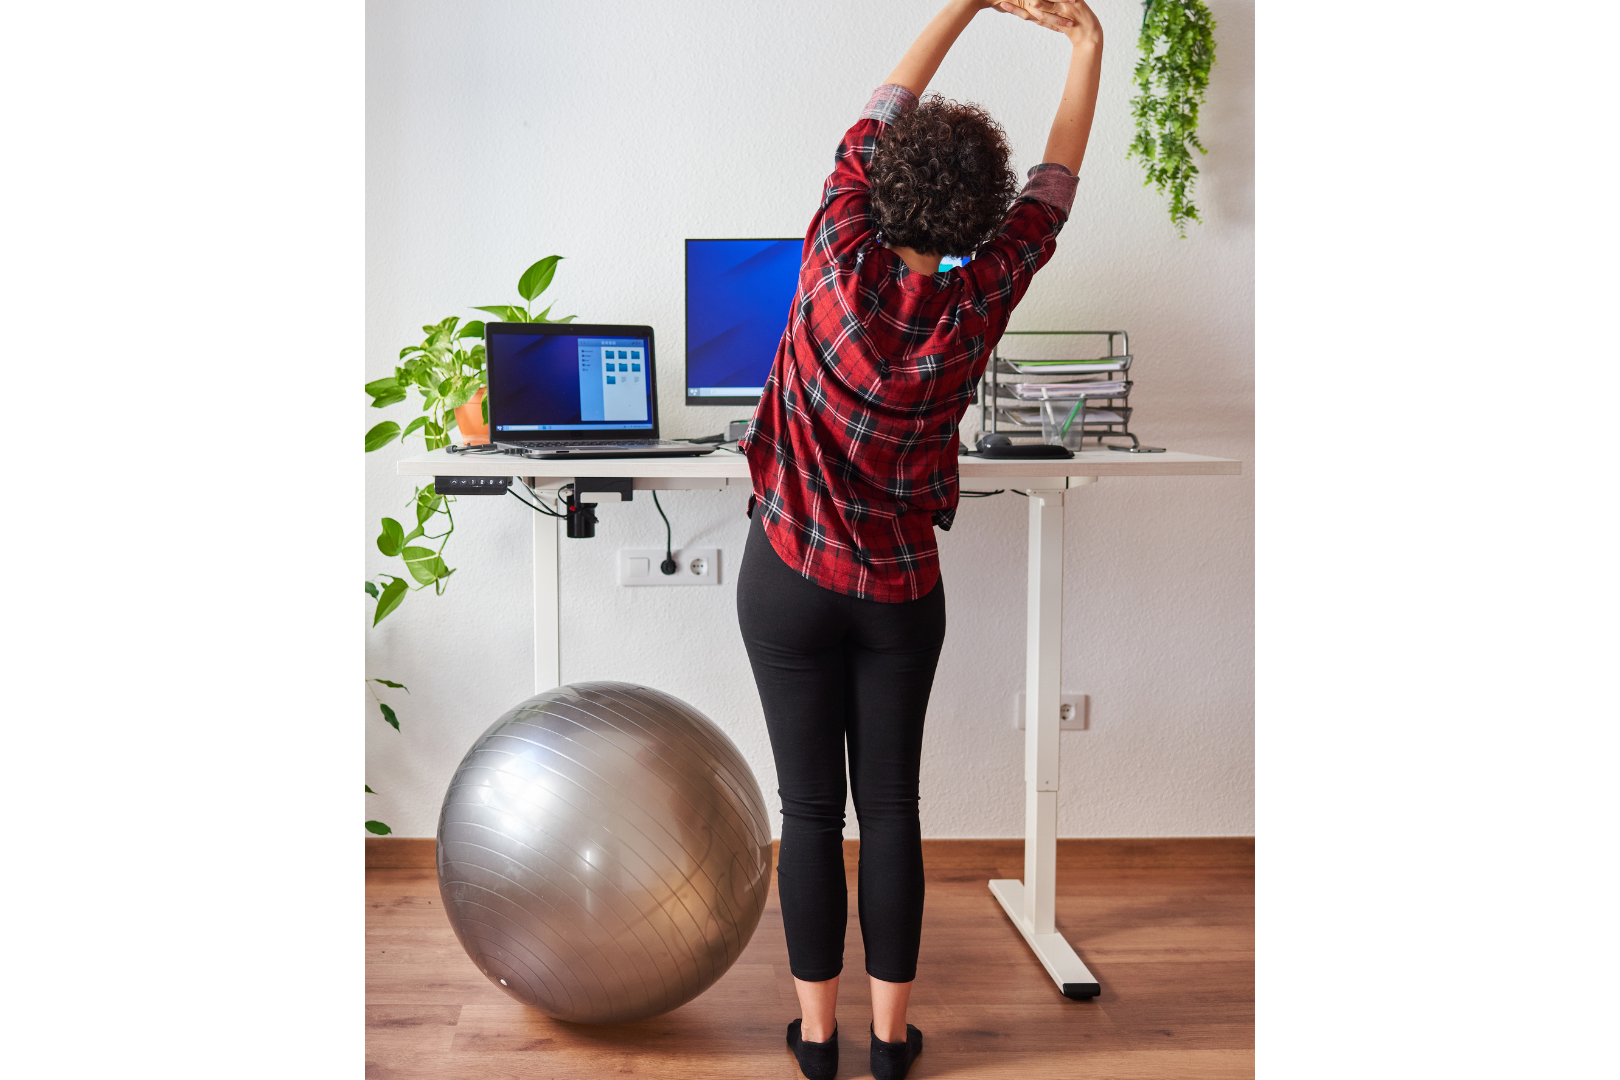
[367,841,1253,1079]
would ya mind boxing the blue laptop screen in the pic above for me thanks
[488,331,654,432]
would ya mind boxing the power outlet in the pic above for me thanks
[1014,692,1088,730]
[617,548,721,587]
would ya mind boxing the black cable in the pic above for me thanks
[1010,489,1028,497]
[651,490,678,575]
[959,489,1005,498]
[509,487,564,518]
[508,486,565,518]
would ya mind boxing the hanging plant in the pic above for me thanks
[1128,0,1217,237]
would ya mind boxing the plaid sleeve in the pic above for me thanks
[861,83,917,126]
[808,85,919,264]
[954,164,1074,339]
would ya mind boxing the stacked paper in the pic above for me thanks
[1005,355,1131,375]
[1010,381,1129,400]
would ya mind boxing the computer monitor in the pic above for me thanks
[685,238,801,406]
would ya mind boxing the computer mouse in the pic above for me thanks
[976,432,1013,451]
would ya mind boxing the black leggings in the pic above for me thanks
[736,514,946,984]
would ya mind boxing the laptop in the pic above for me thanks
[485,322,715,458]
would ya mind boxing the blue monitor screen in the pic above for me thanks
[487,328,655,434]
[685,238,801,405]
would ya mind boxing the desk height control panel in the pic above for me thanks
[434,475,512,495]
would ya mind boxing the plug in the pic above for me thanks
[660,556,678,575]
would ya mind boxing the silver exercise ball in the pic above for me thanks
[436,681,772,1023]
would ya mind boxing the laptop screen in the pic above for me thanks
[486,323,658,438]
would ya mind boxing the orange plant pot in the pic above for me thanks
[453,387,490,445]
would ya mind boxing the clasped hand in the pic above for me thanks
[987,0,1103,47]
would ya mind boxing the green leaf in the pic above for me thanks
[377,517,406,557]
[365,376,409,408]
[472,304,527,323]
[402,546,446,586]
[365,421,401,452]
[373,577,407,625]
[372,679,408,690]
[424,316,459,341]
[364,581,379,599]
[416,489,443,525]
[482,396,489,424]
[401,416,427,440]
[379,702,400,730]
[365,785,376,794]
[459,320,486,340]
[442,381,474,411]
[555,314,577,324]
[517,256,563,302]
[365,820,393,835]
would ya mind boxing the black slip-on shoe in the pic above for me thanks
[786,1018,838,1080]
[870,1022,923,1080]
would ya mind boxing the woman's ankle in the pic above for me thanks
[868,974,914,1044]
[800,1019,836,1042]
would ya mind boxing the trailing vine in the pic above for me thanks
[1128,0,1217,237]
[363,256,573,625]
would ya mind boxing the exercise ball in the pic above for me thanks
[435,681,772,1023]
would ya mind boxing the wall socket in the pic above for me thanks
[1013,692,1088,730]
[617,548,721,587]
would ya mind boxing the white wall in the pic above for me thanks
[365,0,1253,839]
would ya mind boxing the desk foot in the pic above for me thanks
[988,878,1100,1000]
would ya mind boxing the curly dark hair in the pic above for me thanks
[869,95,1020,258]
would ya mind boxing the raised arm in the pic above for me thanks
[1040,3,1104,174]
[884,0,1076,98]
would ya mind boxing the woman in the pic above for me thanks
[736,2,1103,1077]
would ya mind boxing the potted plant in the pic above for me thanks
[362,255,574,624]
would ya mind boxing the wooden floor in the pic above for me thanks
[366,840,1253,1079]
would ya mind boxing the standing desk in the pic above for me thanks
[400,447,1241,999]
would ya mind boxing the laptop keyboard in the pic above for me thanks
[501,439,695,452]
[511,440,661,448]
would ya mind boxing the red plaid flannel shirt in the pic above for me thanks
[741,84,1077,602]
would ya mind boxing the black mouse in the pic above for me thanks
[976,432,1012,452]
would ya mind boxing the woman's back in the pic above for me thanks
[741,83,1078,602]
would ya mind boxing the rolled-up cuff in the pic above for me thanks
[1020,162,1078,215]
[861,83,918,125]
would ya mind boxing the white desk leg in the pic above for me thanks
[533,496,560,693]
[989,478,1101,999]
